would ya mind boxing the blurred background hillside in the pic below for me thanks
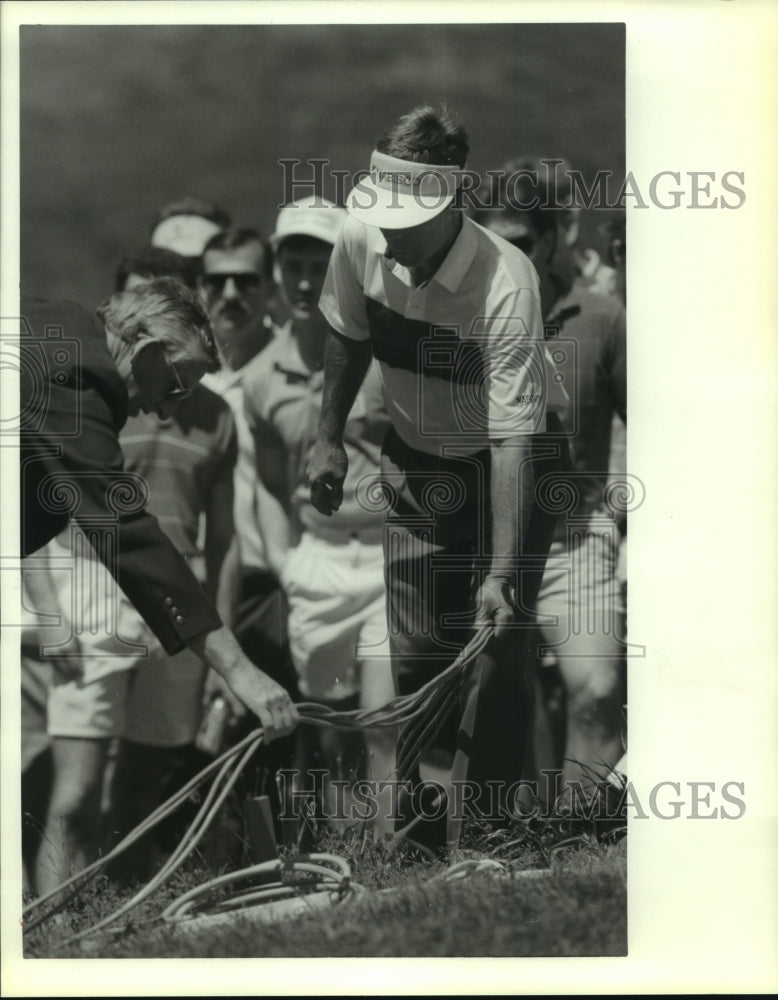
[20,22,624,305]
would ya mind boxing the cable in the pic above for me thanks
[24,625,495,945]
[22,728,264,933]
[162,853,361,924]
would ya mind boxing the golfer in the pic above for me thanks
[307,105,571,851]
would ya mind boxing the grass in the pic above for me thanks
[22,785,627,959]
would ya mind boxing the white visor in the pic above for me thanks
[346,150,461,229]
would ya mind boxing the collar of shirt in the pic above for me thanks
[372,215,479,293]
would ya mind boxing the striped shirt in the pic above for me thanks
[319,214,567,457]
[119,384,237,559]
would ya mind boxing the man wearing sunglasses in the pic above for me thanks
[200,228,273,371]
[200,228,301,843]
[481,158,627,798]
[19,279,299,785]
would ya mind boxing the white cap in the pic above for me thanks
[346,150,461,229]
[270,196,347,249]
[150,214,224,257]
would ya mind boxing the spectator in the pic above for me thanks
[244,196,395,838]
[115,245,192,292]
[550,159,620,300]
[149,196,231,287]
[199,227,299,838]
[601,214,626,306]
[307,106,571,855]
[483,157,627,792]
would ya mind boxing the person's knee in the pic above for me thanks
[562,661,624,728]
[48,739,107,827]
[47,771,101,829]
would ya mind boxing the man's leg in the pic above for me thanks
[384,517,473,853]
[359,656,397,836]
[36,668,130,896]
[536,528,627,791]
[448,427,570,843]
[35,736,110,896]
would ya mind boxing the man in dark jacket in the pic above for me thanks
[19,278,298,744]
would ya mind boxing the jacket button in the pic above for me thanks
[170,606,179,615]
[165,597,174,607]
[175,615,185,626]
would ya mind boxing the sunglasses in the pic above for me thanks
[203,272,261,294]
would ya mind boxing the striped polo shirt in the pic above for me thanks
[319,214,567,457]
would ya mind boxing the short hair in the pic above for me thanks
[150,196,231,233]
[202,227,273,281]
[376,105,469,167]
[115,245,191,292]
[97,277,220,373]
[274,234,332,257]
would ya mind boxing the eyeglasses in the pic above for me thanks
[164,357,195,401]
[202,272,261,295]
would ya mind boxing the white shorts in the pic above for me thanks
[22,527,153,685]
[536,524,626,660]
[23,530,206,745]
[47,669,133,740]
[281,533,390,701]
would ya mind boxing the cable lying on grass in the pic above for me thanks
[22,626,493,947]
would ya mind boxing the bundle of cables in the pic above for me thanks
[22,624,493,949]
[299,623,494,782]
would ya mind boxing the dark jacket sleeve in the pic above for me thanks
[20,300,222,654]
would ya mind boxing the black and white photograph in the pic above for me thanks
[1,1,776,995]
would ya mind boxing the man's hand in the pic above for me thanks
[306,438,348,516]
[474,574,517,638]
[190,626,299,742]
[224,665,299,743]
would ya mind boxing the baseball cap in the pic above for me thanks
[346,150,461,229]
[150,197,231,257]
[270,195,347,249]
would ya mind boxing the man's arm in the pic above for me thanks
[215,534,240,630]
[307,327,372,516]
[474,436,535,637]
